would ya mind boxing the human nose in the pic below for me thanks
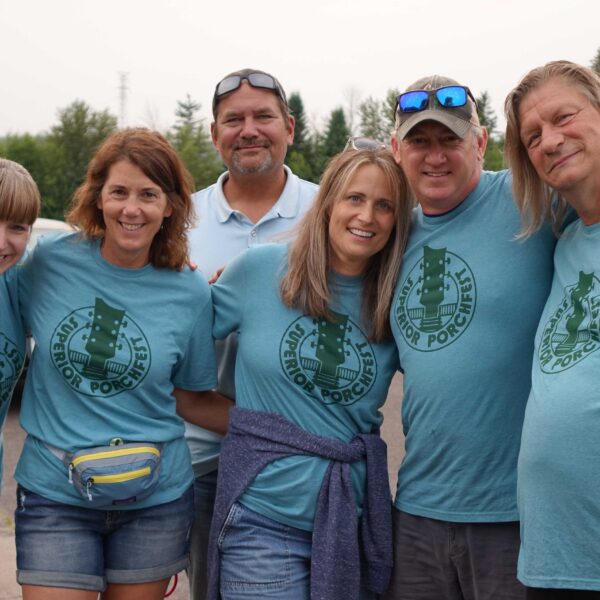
[239,116,260,138]
[0,224,6,249]
[425,142,446,165]
[357,202,375,224]
[540,126,564,154]
[121,195,142,214]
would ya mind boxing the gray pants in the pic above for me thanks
[382,508,526,600]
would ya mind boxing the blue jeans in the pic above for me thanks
[218,501,375,600]
[188,469,218,600]
[15,484,194,592]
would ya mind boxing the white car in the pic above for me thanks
[28,217,74,249]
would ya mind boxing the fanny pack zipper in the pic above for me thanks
[84,466,153,501]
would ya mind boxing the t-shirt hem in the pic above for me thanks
[394,500,519,522]
[519,572,600,591]
[238,497,314,533]
[15,472,194,511]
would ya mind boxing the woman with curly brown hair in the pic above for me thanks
[13,128,231,600]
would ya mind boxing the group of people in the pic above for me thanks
[0,59,598,600]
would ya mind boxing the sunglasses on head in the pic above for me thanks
[344,136,387,151]
[213,72,287,112]
[397,86,477,114]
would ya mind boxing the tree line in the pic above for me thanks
[2,49,599,221]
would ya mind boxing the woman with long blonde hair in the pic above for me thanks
[207,147,411,600]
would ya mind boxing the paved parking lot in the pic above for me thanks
[0,374,403,599]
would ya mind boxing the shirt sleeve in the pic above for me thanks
[172,281,218,391]
[211,250,249,340]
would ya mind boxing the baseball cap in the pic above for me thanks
[395,75,479,140]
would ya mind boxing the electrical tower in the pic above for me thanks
[118,72,129,129]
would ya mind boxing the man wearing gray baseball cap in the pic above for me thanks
[384,74,557,599]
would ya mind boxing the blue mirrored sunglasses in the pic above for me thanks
[397,86,476,113]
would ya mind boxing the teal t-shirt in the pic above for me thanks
[211,243,399,531]
[15,233,217,508]
[0,267,26,493]
[390,170,556,521]
[518,218,600,590]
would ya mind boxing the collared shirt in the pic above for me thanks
[185,166,317,474]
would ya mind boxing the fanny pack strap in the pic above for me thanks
[44,441,70,468]
[43,441,166,469]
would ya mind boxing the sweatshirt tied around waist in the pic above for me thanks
[207,406,393,600]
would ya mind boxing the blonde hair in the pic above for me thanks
[68,128,194,270]
[280,149,412,342]
[505,60,600,236]
[0,159,41,224]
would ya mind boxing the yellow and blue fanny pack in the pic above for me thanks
[46,440,163,508]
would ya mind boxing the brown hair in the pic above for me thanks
[0,159,41,224]
[280,149,412,342]
[68,128,194,270]
[505,60,600,236]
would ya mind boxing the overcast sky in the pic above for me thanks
[1,0,598,138]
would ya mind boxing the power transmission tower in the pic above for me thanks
[118,72,129,129]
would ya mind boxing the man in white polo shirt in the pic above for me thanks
[185,68,317,600]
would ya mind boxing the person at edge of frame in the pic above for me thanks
[382,74,557,600]
[0,159,40,495]
[504,59,600,600]
[184,68,317,600]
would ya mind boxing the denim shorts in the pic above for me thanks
[218,501,375,600]
[15,484,194,592]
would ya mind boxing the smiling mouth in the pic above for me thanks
[349,228,374,238]
[549,151,579,173]
[119,222,144,231]
[425,171,450,177]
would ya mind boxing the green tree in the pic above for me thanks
[383,88,401,138]
[483,136,505,171]
[592,46,600,74]
[168,94,223,191]
[46,100,117,218]
[475,91,504,171]
[288,92,308,153]
[476,91,497,132]
[286,92,315,181]
[358,89,400,144]
[358,97,388,142]
[0,133,65,218]
[0,134,46,191]
[323,107,350,160]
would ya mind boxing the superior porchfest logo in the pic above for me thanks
[394,245,476,351]
[50,297,151,397]
[279,311,377,406]
[0,333,24,409]
[539,271,600,373]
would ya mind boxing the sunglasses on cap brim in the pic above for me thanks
[212,72,287,113]
[397,86,477,113]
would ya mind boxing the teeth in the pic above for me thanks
[349,228,374,238]
[120,223,144,231]
[426,172,449,177]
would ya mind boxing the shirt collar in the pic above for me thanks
[213,165,301,224]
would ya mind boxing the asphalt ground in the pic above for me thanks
[0,374,404,600]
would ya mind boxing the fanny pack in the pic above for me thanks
[46,440,164,509]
